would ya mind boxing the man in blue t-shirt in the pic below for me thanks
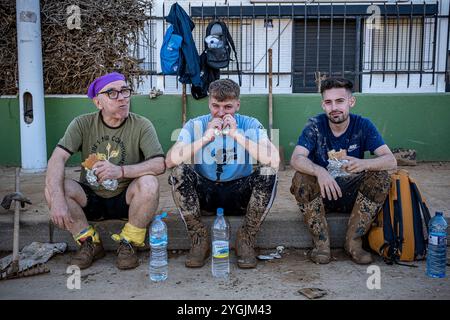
[290,78,396,265]
[166,79,279,269]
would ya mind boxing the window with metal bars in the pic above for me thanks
[192,18,253,72]
[363,17,435,72]
[130,20,157,74]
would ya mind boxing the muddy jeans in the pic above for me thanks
[290,170,390,213]
[169,164,277,218]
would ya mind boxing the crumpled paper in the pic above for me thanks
[0,242,67,272]
[86,168,118,191]
[326,159,350,178]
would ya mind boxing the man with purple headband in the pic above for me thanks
[45,72,165,270]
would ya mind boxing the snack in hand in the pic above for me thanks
[327,149,347,161]
[81,153,100,170]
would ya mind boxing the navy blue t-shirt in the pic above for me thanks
[297,113,385,169]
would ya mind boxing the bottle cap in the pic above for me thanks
[217,208,224,216]
[436,211,443,216]
[156,212,168,220]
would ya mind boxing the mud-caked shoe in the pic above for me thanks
[70,237,106,270]
[235,228,258,269]
[116,240,139,270]
[185,234,210,268]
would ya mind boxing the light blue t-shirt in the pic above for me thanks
[177,113,268,182]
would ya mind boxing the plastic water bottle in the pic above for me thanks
[211,208,230,279]
[426,212,448,278]
[149,212,168,282]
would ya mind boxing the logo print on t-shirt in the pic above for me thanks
[348,144,359,152]
[91,135,126,165]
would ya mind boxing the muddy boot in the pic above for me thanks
[116,240,139,270]
[345,171,390,265]
[344,193,379,264]
[236,167,277,269]
[71,237,106,270]
[235,226,257,269]
[291,172,330,264]
[168,165,210,267]
[302,197,331,264]
[184,215,210,268]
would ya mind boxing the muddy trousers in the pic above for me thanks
[290,170,391,264]
[169,164,278,267]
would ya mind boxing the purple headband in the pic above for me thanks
[87,72,126,99]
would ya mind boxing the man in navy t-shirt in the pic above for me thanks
[166,79,279,269]
[290,78,396,265]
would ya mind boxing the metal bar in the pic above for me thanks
[227,2,230,79]
[316,2,320,77]
[265,3,269,88]
[431,0,439,85]
[355,17,362,91]
[162,2,165,89]
[445,0,450,91]
[395,2,400,88]
[240,3,243,82]
[278,3,281,86]
[383,1,387,82]
[149,14,153,88]
[253,4,256,86]
[303,1,307,87]
[342,2,347,78]
[407,1,413,88]
[329,1,333,78]
[268,48,273,140]
[369,2,374,88]
[290,2,294,87]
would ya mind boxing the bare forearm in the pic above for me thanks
[290,153,324,177]
[364,154,397,171]
[122,157,166,178]
[45,157,66,204]
[233,134,279,168]
[166,138,209,168]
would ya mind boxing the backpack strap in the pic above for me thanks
[218,21,242,86]
[381,195,396,264]
[409,180,426,259]
[391,176,418,268]
[393,178,403,258]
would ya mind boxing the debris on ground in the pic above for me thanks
[0,242,67,280]
[257,246,285,260]
[298,287,328,299]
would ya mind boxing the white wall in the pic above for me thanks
[135,0,449,94]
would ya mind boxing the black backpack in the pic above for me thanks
[202,20,241,85]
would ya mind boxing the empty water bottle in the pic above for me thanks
[426,211,448,278]
[211,208,230,279]
[149,212,168,282]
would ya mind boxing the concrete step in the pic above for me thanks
[0,210,350,251]
[4,211,448,252]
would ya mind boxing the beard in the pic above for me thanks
[327,112,349,124]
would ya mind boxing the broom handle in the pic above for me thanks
[12,168,20,266]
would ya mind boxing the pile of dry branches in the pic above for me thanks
[0,0,152,95]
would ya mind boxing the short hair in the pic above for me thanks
[320,77,354,95]
[208,79,240,101]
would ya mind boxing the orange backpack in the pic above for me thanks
[368,170,431,264]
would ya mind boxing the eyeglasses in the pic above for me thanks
[98,88,133,99]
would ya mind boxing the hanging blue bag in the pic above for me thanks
[160,25,183,75]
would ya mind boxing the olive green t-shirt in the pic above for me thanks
[58,112,164,198]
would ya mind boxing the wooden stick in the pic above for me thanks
[182,83,187,125]
[11,167,20,273]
